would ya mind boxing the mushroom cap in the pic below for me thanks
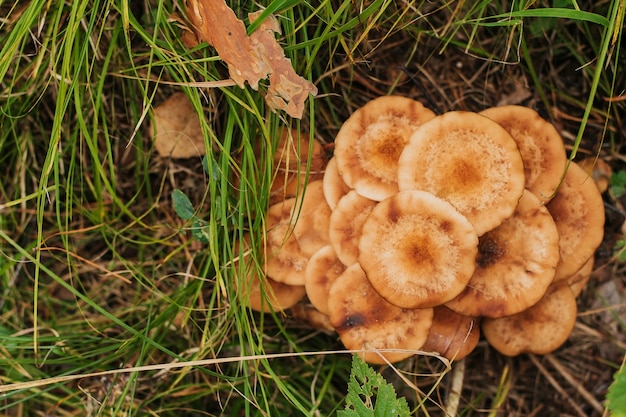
[480,105,567,203]
[245,274,307,313]
[547,162,605,280]
[263,198,309,285]
[358,190,479,309]
[328,190,378,266]
[234,234,306,313]
[565,257,594,298]
[292,180,332,257]
[397,111,525,236]
[334,96,436,201]
[421,306,481,361]
[304,245,347,315]
[328,263,434,364]
[482,281,577,356]
[322,157,351,210]
[270,128,326,205]
[290,303,335,331]
[445,190,560,318]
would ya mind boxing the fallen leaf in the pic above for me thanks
[185,0,317,118]
[151,92,206,159]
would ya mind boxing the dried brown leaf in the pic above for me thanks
[186,0,317,118]
[151,93,206,159]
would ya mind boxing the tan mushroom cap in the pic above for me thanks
[263,198,309,286]
[245,274,306,313]
[322,157,351,210]
[480,105,567,203]
[421,306,481,361]
[270,128,326,205]
[398,111,525,236]
[445,190,560,318]
[334,96,436,201]
[292,180,332,257]
[304,245,347,315]
[358,190,479,309]
[547,162,605,281]
[234,234,306,313]
[565,257,594,298]
[328,263,434,364]
[328,190,378,266]
[482,281,577,356]
[291,303,335,331]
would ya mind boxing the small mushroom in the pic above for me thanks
[445,190,560,318]
[398,111,525,236]
[328,190,377,266]
[270,128,326,205]
[322,157,351,210]
[234,234,306,313]
[358,190,478,309]
[263,198,309,286]
[565,257,594,298]
[546,162,605,280]
[327,263,434,364]
[480,105,567,203]
[421,306,481,361]
[291,180,332,257]
[304,245,346,315]
[334,96,436,201]
[245,274,307,313]
[482,281,577,356]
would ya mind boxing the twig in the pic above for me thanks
[544,353,604,414]
[528,354,588,417]
[445,359,465,417]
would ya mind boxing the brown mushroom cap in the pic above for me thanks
[292,180,332,257]
[397,111,525,236]
[245,274,307,313]
[263,198,309,286]
[322,157,351,210]
[304,245,347,315]
[445,190,560,318]
[328,190,378,266]
[328,263,434,364]
[270,128,326,205]
[547,162,605,281]
[334,96,436,201]
[421,306,481,361]
[480,105,567,203]
[482,281,577,356]
[234,234,306,313]
[565,257,594,298]
[358,190,479,309]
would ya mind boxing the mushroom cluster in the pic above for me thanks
[245,96,605,364]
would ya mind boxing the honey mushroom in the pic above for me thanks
[358,190,479,309]
[445,190,560,318]
[243,98,606,363]
[334,95,436,201]
[482,281,578,356]
[480,105,567,203]
[398,111,525,236]
[328,190,377,267]
[327,263,434,365]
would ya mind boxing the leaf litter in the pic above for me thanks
[185,0,317,119]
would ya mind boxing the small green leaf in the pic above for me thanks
[338,355,410,417]
[610,170,626,198]
[192,218,210,243]
[607,365,626,417]
[172,189,195,220]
